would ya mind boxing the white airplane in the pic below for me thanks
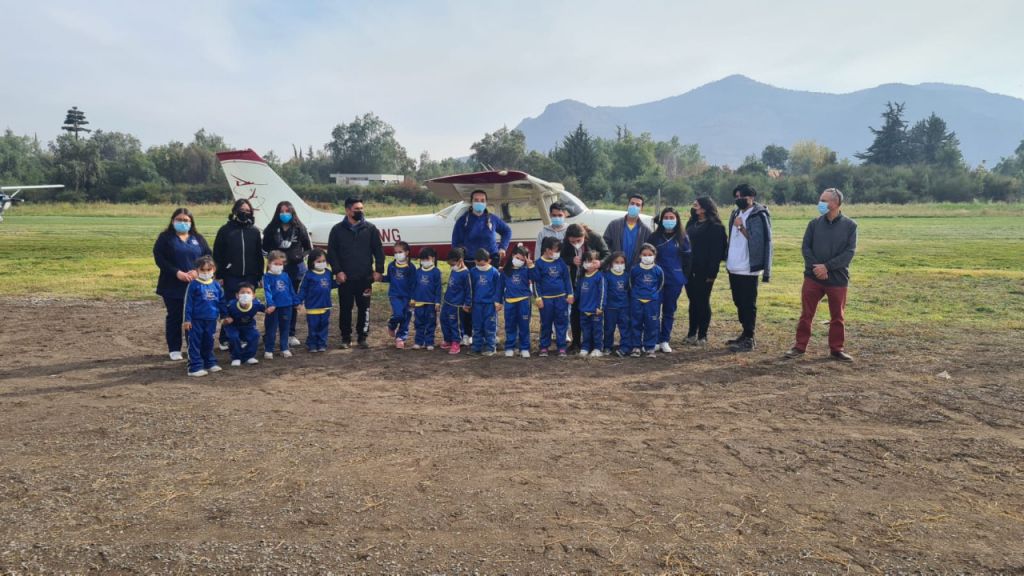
[0,185,64,223]
[215,149,653,258]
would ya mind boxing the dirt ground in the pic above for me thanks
[0,297,1021,575]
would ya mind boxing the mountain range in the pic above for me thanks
[515,75,1024,167]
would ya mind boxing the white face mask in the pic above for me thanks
[570,240,584,250]
[394,252,407,263]
[641,255,655,266]
[269,264,284,275]
[476,262,489,270]
[314,261,327,271]
[586,260,600,271]
[420,260,434,269]
[198,271,214,281]
[512,257,525,269]
[612,263,625,274]
[238,293,253,306]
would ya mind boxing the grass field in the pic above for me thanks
[2,202,1022,332]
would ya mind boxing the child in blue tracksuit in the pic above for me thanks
[296,249,335,352]
[630,243,665,357]
[441,248,471,355]
[603,251,632,357]
[411,247,443,350]
[576,250,606,357]
[223,282,266,366]
[382,241,416,349]
[263,250,298,359]
[468,248,502,355]
[501,244,534,357]
[183,255,224,377]
[531,236,574,357]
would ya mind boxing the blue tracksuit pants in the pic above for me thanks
[538,297,569,351]
[414,305,438,347]
[503,299,532,351]
[264,305,292,353]
[631,299,661,352]
[472,302,497,352]
[187,318,219,373]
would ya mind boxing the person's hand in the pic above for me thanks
[495,303,503,312]
[223,317,233,325]
[461,305,471,313]
[266,306,276,315]
[595,309,603,316]
[409,300,416,309]
[182,321,192,331]
[734,216,743,229]
[187,269,198,280]
[535,298,544,310]
[296,304,304,312]
[813,264,828,280]
[573,256,582,266]
[525,255,534,266]
[176,270,191,282]
[372,272,383,282]
[567,295,575,304]
[498,248,506,262]
[336,271,347,284]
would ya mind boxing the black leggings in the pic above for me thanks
[684,275,715,338]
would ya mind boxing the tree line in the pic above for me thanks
[2,104,1022,205]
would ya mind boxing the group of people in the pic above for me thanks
[153,183,857,376]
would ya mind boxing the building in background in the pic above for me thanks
[329,173,405,187]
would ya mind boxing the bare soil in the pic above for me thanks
[1,297,1022,574]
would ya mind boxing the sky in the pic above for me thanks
[3,0,1023,160]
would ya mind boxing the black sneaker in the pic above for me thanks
[725,334,746,345]
[784,347,804,359]
[357,340,370,349]
[614,349,627,358]
[338,341,351,350]
[729,337,755,352]
[830,350,853,362]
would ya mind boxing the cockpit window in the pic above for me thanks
[557,192,586,217]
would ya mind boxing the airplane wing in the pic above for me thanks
[426,170,565,204]
[0,185,64,193]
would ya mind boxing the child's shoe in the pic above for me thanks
[412,344,422,350]
[590,349,603,358]
[646,349,657,358]
[246,358,259,365]
[630,349,641,358]
[288,336,301,347]
[483,350,495,357]
[169,351,183,361]
[388,326,397,338]
[395,338,405,349]
[264,352,274,360]
[231,359,242,367]
[461,335,472,346]
[188,369,208,377]
[558,349,567,357]
[281,350,293,358]
[505,349,515,357]
[539,348,549,357]
[426,345,434,351]
[578,349,590,357]
[520,350,531,358]
[218,342,230,351]
[449,342,461,355]
[440,342,451,350]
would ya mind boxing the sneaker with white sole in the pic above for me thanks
[579,350,590,357]
[590,349,603,358]
[169,351,183,361]
[264,352,274,360]
[188,369,208,377]
[426,345,434,351]
[630,349,641,358]
[245,358,259,365]
[646,350,657,358]
[461,335,473,346]
[207,365,222,373]
[281,350,293,358]
[231,359,241,367]
[395,339,405,349]
[288,336,300,346]
[412,344,422,350]
[505,349,515,357]
[483,350,495,357]
[218,342,230,351]
[659,342,673,353]
[520,350,530,358]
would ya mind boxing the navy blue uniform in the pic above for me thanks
[531,256,572,351]
[576,270,606,353]
[411,265,443,347]
[224,298,266,362]
[442,266,471,346]
[183,278,224,373]
[297,268,335,351]
[263,271,298,353]
[501,266,533,352]
[382,260,416,342]
[651,232,691,345]
[153,231,211,354]
[630,263,665,352]
[603,269,631,354]
[469,265,502,353]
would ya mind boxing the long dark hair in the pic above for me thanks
[164,207,199,236]
[653,206,684,240]
[686,196,723,228]
[269,200,303,229]
[230,198,253,222]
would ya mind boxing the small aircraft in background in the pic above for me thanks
[216,149,652,257]
[0,185,65,223]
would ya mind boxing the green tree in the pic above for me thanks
[552,123,598,187]
[761,144,789,171]
[856,101,909,166]
[50,133,103,193]
[326,113,415,174]
[0,130,51,184]
[654,137,706,179]
[91,130,159,188]
[907,113,962,168]
[470,126,526,169]
[993,139,1024,178]
[788,140,837,176]
[519,150,567,183]
[609,128,659,182]
[415,151,475,182]
[61,106,92,141]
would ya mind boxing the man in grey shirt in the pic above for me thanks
[785,188,858,362]
[534,202,569,260]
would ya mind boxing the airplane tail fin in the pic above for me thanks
[216,149,318,231]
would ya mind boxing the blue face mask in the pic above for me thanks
[627,205,641,218]
[817,201,830,215]
[472,201,487,214]
[662,218,677,230]
[550,216,564,227]
[279,212,293,224]
[173,221,191,233]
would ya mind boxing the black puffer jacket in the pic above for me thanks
[213,218,264,281]
[327,218,385,281]
[261,220,311,266]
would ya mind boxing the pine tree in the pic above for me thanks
[856,101,908,166]
[61,106,92,140]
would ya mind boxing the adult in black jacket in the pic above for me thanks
[213,199,263,346]
[153,207,211,361]
[262,201,312,343]
[683,196,727,344]
[327,197,385,348]
[561,223,610,351]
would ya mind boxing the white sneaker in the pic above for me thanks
[231,359,241,367]
[245,358,259,365]
[520,350,530,358]
[579,350,590,357]
[169,351,183,361]
[505,349,515,357]
[288,336,300,346]
[187,369,208,377]
[264,352,274,360]
[426,345,434,351]
[412,344,423,350]
[462,335,473,346]
[281,350,293,358]
[659,342,673,353]
[218,342,229,351]
[207,365,222,373]
[590,349,603,358]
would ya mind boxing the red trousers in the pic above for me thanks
[794,277,847,353]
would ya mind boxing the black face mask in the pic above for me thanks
[352,210,365,221]
[236,212,254,226]
[735,198,750,210]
